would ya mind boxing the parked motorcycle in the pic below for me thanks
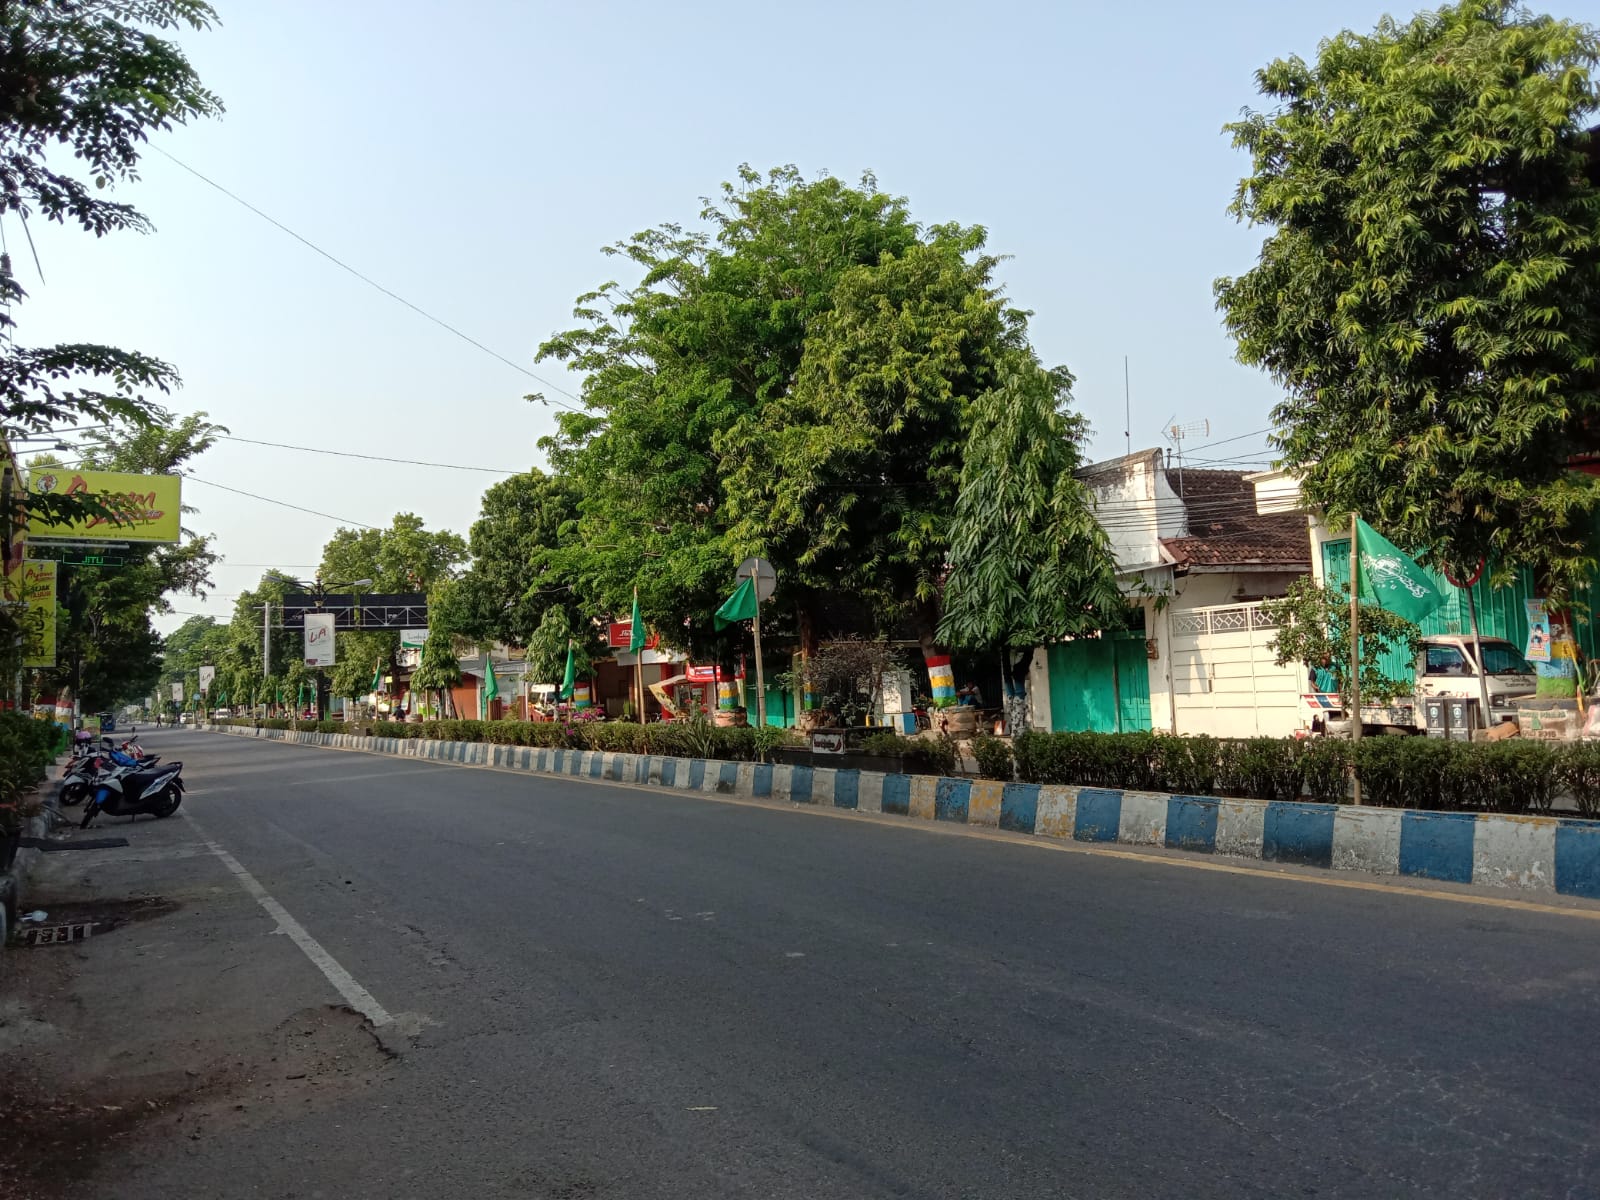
[80,760,184,828]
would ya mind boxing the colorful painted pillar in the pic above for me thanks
[717,679,739,710]
[926,653,956,705]
[573,681,593,710]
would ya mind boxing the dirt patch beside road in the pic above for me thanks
[0,813,404,1198]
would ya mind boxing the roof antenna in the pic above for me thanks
[1165,418,1211,501]
[1123,356,1132,457]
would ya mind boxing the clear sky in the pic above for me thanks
[16,0,1407,631]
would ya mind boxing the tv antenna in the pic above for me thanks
[1164,418,1210,500]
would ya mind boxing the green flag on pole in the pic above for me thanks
[1355,518,1446,623]
[559,641,576,700]
[482,656,499,718]
[714,576,758,631]
[629,588,646,654]
[371,661,383,693]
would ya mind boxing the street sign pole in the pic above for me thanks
[751,584,766,729]
[736,557,776,730]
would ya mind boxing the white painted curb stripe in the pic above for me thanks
[182,810,393,1026]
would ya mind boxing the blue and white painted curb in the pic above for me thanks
[202,725,1600,900]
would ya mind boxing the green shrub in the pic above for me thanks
[1299,737,1350,804]
[1558,741,1600,819]
[1354,736,1452,809]
[857,731,957,775]
[1152,735,1220,796]
[1449,741,1557,814]
[969,734,1014,781]
[1230,737,1304,802]
[0,714,60,832]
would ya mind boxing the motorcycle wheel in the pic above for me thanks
[59,781,87,807]
[151,787,182,818]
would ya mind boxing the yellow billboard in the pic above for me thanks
[26,470,182,543]
[4,559,57,668]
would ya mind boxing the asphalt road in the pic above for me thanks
[51,729,1600,1198]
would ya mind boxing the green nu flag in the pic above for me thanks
[629,589,646,654]
[714,575,758,631]
[371,661,383,693]
[1355,518,1445,623]
[482,657,499,718]
[559,642,576,700]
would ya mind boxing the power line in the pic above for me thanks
[216,434,521,475]
[151,146,588,415]
[178,472,379,530]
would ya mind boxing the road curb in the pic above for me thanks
[201,725,1600,900]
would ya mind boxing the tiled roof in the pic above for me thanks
[1161,468,1310,568]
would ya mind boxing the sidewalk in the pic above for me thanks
[0,802,399,1199]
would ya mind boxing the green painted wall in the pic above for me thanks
[1322,538,1600,684]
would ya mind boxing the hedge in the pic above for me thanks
[207,717,1600,818]
[0,714,65,833]
[1009,730,1599,815]
[211,717,785,763]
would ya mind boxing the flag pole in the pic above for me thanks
[752,579,767,730]
[633,588,646,724]
[1349,512,1362,806]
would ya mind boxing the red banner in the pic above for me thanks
[607,620,660,651]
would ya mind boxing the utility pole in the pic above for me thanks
[262,599,271,680]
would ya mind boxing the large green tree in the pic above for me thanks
[0,0,221,531]
[538,165,1070,677]
[936,362,1120,660]
[1216,0,1600,589]
[448,469,580,647]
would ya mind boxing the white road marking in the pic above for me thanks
[182,810,393,1026]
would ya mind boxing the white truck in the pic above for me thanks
[1316,634,1540,737]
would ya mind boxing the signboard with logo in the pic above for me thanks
[26,470,182,543]
[810,730,845,755]
[303,612,336,667]
[5,559,56,667]
[400,628,430,650]
[198,665,216,695]
[171,683,184,704]
[607,620,661,651]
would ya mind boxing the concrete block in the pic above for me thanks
[1473,814,1556,891]
[1263,801,1336,868]
[934,778,971,823]
[1118,791,1166,846]
[881,774,911,816]
[967,781,1003,828]
[1554,820,1600,899]
[1215,799,1266,859]
[787,765,815,804]
[1074,789,1123,843]
[856,772,885,814]
[1034,786,1076,838]
[1399,811,1476,883]
[908,775,938,821]
[1000,783,1040,834]
[831,769,860,810]
[1331,807,1401,875]
[1165,796,1220,852]
[809,767,834,806]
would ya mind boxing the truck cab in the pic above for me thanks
[1321,635,1538,736]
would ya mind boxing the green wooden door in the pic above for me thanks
[1046,638,1152,733]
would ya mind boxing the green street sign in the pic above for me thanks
[60,553,125,567]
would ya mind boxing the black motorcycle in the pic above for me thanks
[81,761,185,829]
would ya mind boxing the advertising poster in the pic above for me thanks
[26,470,181,543]
[198,665,216,695]
[1525,599,1551,663]
[9,559,57,668]
[303,612,336,667]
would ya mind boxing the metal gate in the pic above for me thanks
[1169,602,1301,737]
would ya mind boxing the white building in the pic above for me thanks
[1026,449,1314,738]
